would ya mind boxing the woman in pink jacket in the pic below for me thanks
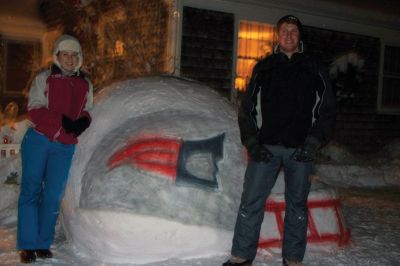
[17,34,93,263]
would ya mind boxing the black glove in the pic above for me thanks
[62,115,90,137]
[244,137,273,163]
[72,116,90,136]
[249,144,274,163]
[62,115,75,134]
[290,136,321,162]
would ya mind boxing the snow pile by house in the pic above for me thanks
[317,140,400,187]
[0,120,31,224]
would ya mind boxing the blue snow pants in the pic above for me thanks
[231,144,313,262]
[17,128,75,250]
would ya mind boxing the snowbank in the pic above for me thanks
[317,141,400,187]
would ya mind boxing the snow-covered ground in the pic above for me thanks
[1,77,399,265]
[1,178,399,265]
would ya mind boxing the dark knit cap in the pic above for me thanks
[277,15,303,33]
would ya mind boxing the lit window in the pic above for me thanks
[235,21,274,91]
[379,45,400,113]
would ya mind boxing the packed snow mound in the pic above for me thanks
[316,140,400,187]
[0,120,30,185]
[61,76,248,263]
[0,119,31,144]
[319,140,400,166]
[318,141,360,164]
[377,140,400,164]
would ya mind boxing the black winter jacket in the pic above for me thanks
[238,51,336,148]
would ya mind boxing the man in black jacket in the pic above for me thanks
[223,15,336,266]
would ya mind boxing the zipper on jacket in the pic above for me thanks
[74,79,89,120]
[53,127,62,141]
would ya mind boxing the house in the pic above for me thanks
[2,0,400,152]
[173,0,400,153]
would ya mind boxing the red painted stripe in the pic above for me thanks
[134,161,177,180]
[333,205,352,246]
[265,199,342,212]
[107,137,182,180]
[307,210,319,238]
[108,138,181,168]
[259,198,351,249]
[134,150,179,164]
[259,231,351,248]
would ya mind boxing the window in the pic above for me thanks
[235,21,274,91]
[378,45,400,113]
[114,40,125,57]
[180,7,234,97]
[0,38,41,115]
[97,8,127,58]
[3,40,40,95]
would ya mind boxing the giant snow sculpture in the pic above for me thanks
[61,76,349,264]
[61,77,246,263]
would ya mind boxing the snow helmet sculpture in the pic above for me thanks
[61,76,247,263]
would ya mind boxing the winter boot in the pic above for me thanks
[223,256,253,265]
[283,258,303,266]
[20,250,36,264]
[35,249,53,259]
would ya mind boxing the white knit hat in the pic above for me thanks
[53,34,83,72]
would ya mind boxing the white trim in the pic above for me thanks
[182,0,400,42]
[172,0,184,77]
[0,17,46,41]
[377,41,400,114]
[377,42,385,113]
[230,14,239,103]
[165,0,182,76]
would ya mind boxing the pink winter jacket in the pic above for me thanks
[27,65,93,144]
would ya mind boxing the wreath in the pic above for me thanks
[329,52,365,104]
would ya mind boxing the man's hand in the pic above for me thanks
[249,144,273,163]
[243,136,273,163]
[290,136,321,162]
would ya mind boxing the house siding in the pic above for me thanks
[39,0,170,88]
[303,26,400,152]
